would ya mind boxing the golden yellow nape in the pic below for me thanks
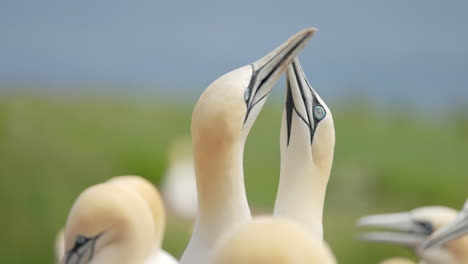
[63,182,155,264]
[107,175,166,245]
[210,218,336,264]
[379,257,416,264]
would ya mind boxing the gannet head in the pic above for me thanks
[192,28,316,150]
[210,218,336,264]
[357,206,458,249]
[63,183,154,264]
[107,175,166,247]
[282,58,335,173]
[421,199,468,261]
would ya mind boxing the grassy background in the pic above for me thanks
[0,91,467,263]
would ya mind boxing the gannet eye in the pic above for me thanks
[75,235,89,247]
[314,105,326,121]
[416,221,434,235]
[244,88,251,102]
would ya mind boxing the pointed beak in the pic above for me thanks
[245,28,316,112]
[284,58,323,145]
[422,211,468,249]
[356,212,430,248]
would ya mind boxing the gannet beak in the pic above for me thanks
[422,210,468,249]
[284,58,325,145]
[63,233,103,264]
[244,28,316,120]
[357,213,431,248]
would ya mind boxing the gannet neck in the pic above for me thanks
[274,58,335,240]
[275,160,329,239]
[194,139,250,226]
[210,218,337,264]
[181,139,251,264]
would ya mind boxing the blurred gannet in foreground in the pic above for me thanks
[210,218,336,264]
[422,199,468,264]
[379,258,416,264]
[108,176,178,264]
[63,183,155,264]
[161,137,197,221]
[274,58,335,240]
[180,28,316,264]
[357,205,461,264]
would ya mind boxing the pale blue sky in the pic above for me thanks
[1,0,467,106]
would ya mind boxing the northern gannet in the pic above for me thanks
[107,175,178,264]
[180,28,316,264]
[161,137,197,221]
[274,58,335,240]
[357,206,460,264]
[62,183,155,264]
[379,258,416,264]
[422,199,468,264]
[210,218,336,264]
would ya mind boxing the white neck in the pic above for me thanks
[181,139,252,264]
[274,147,332,240]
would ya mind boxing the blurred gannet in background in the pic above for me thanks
[161,137,197,221]
[422,199,468,264]
[62,183,155,264]
[210,218,336,264]
[180,28,316,264]
[55,229,65,264]
[108,176,178,264]
[274,58,335,240]
[357,205,461,264]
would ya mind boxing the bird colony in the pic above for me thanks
[55,28,468,264]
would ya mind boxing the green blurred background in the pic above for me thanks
[2,0,468,263]
[0,91,466,263]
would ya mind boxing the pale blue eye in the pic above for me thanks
[75,235,88,246]
[314,105,326,120]
[244,88,251,102]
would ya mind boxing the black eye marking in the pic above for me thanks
[64,233,103,264]
[285,62,326,146]
[243,35,308,125]
[416,221,434,235]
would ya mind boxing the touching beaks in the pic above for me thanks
[285,58,325,146]
[356,212,432,248]
[422,211,468,249]
[244,28,316,122]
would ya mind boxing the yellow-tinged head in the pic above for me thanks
[282,58,335,173]
[211,218,336,264]
[191,28,316,153]
[357,206,458,249]
[379,257,416,264]
[107,175,166,247]
[63,183,154,264]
